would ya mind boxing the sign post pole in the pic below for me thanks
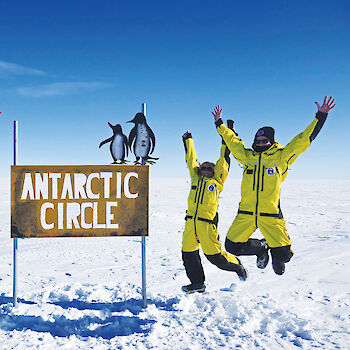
[141,103,147,309]
[13,120,18,307]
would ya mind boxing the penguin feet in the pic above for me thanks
[111,160,129,164]
[133,159,157,165]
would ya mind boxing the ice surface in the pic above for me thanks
[0,177,349,349]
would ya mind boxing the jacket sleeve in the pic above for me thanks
[280,111,328,165]
[216,119,249,165]
[182,133,199,179]
[214,144,230,185]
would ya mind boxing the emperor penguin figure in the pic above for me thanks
[128,112,158,165]
[99,123,129,164]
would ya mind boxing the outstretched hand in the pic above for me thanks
[212,105,222,122]
[315,96,336,114]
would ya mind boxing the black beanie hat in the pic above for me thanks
[252,126,275,152]
[254,126,275,144]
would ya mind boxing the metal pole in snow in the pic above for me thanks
[141,103,147,309]
[13,121,18,307]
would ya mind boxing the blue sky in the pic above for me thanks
[1,0,349,179]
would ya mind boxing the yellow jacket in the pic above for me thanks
[216,112,328,224]
[183,135,230,223]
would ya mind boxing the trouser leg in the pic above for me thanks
[270,246,294,263]
[225,238,266,257]
[196,220,241,271]
[182,250,205,284]
[182,219,204,284]
[225,213,258,255]
[258,216,293,262]
[258,216,294,275]
[205,253,243,272]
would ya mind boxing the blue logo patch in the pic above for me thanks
[208,184,215,192]
[257,130,264,136]
[267,167,275,176]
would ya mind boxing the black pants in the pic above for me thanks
[225,238,293,262]
[182,250,242,285]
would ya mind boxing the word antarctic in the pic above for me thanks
[20,171,139,231]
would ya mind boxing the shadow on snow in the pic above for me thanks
[0,294,180,340]
[48,296,179,314]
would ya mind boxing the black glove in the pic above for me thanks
[227,119,238,136]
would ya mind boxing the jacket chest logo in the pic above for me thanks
[267,167,275,176]
[208,184,215,192]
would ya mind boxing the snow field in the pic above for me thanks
[0,177,349,349]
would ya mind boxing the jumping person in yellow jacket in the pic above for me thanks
[181,127,248,294]
[212,97,336,275]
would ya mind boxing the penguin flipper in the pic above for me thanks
[128,127,137,151]
[99,137,113,148]
[123,134,129,157]
[147,126,156,154]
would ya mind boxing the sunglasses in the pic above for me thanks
[255,138,270,145]
[201,166,214,172]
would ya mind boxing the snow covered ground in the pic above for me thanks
[0,176,349,349]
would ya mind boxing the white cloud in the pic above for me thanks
[0,61,46,76]
[16,82,113,97]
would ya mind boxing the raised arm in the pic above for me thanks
[182,131,199,179]
[214,119,237,184]
[212,105,249,165]
[280,96,335,165]
[213,143,230,185]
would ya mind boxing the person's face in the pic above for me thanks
[200,164,214,178]
[255,136,271,147]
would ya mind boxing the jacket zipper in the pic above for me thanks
[274,163,280,177]
[255,154,262,227]
[194,178,201,203]
[194,178,205,219]
[252,162,257,190]
[243,162,250,174]
[200,179,207,204]
[261,161,265,191]
[193,178,204,242]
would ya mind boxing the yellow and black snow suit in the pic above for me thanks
[216,111,329,263]
[182,133,241,285]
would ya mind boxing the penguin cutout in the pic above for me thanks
[128,112,159,165]
[99,123,129,164]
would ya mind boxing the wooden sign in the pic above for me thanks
[11,165,148,238]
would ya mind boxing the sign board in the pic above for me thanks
[11,165,148,238]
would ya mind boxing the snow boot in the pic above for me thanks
[236,263,248,281]
[181,283,206,294]
[272,260,285,275]
[256,239,269,269]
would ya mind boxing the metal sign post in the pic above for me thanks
[141,103,147,309]
[13,121,18,307]
[11,109,149,308]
